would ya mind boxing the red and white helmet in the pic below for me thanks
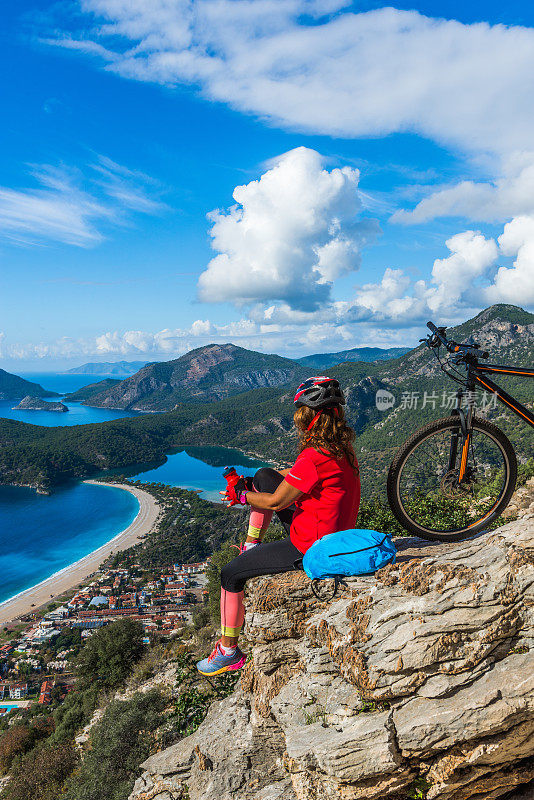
[294,376,346,409]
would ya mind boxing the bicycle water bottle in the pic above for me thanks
[223,466,244,506]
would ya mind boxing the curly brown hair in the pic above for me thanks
[293,405,358,472]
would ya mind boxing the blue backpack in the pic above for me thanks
[303,529,396,597]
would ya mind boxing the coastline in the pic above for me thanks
[0,481,160,628]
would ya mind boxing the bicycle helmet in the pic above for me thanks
[294,376,346,409]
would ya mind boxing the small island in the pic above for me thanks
[13,395,68,412]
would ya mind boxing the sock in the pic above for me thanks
[219,642,237,656]
[249,507,273,531]
[220,587,245,639]
[247,523,262,539]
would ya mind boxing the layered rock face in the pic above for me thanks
[131,520,534,800]
[504,478,534,520]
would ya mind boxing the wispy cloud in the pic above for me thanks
[42,2,534,158]
[0,155,166,247]
[39,1,534,266]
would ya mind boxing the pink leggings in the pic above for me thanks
[220,505,272,637]
[220,467,297,639]
[249,506,273,531]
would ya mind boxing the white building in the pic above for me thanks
[32,628,60,645]
[48,660,68,671]
[44,606,69,621]
[9,683,28,699]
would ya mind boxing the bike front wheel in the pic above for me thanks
[387,416,517,542]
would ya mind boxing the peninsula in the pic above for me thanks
[65,360,149,376]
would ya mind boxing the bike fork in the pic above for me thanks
[449,388,475,482]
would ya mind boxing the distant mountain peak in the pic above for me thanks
[66,361,149,376]
[78,343,307,411]
[466,304,534,327]
[297,345,410,370]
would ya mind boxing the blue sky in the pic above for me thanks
[2,0,534,369]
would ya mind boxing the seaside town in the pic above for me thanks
[0,559,209,717]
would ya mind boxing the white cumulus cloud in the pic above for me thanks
[427,231,499,313]
[197,146,378,311]
[486,216,534,305]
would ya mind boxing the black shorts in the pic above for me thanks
[220,467,303,593]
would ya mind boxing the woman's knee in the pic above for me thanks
[253,467,283,493]
[220,561,242,593]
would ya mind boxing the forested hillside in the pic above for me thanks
[0,369,58,400]
[65,379,121,402]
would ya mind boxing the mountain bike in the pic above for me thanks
[387,321,534,542]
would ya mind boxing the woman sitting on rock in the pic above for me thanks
[197,377,361,676]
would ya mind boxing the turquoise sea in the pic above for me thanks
[113,446,267,502]
[0,482,139,605]
[0,373,268,605]
[0,372,142,426]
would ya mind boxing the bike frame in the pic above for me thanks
[470,363,534,428]
[451,361,534,481]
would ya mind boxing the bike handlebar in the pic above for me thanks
[427,321,450,350]
[425,321,489,359]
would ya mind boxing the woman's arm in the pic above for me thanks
[246,480,302,512]
[277,468,291,477]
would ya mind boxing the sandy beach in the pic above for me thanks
[0,482,160,628]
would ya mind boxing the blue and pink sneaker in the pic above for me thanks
[196,641,247,676]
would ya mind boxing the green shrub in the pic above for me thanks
[168,650,238,740]
[51,684,100,744]
[1,740,77,800]
[129,644,167,687]
[0,725,34,775]
[74,619,145,689]
[192,605,211,631]
[0,716,55,775]
[61,690,166,800]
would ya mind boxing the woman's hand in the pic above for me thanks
[220,476,250,506]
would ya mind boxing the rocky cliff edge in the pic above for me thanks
[130,519,534,800]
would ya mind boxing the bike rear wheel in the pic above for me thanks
[387,416,517,542]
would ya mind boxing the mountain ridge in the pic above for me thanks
[75,342,414,413]
[76,343,308,411]
[65,378,123,403]
[65,361,150,376]
[297,345,410,369]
